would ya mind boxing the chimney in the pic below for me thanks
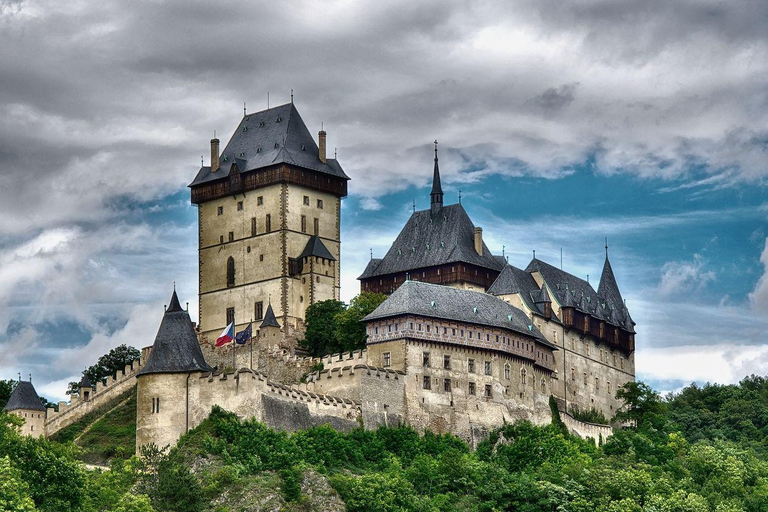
[474,227,483,256]
[210,138,220,173]
[318,129,327,163]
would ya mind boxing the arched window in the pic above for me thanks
[226,256,235,287]
[520,367,527,385]
[540,378,546,393]
[504,363,510,380]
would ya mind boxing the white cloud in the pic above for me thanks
[637,343,768,387]
[749,238,768,314]
[658,253,716,296]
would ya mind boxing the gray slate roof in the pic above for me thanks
[4,381,46,412]
[79,374,93,389]
[137,291,213,376]
[359,258,383,279]
[358,203,504,279]
[364,280,554,348]
[487,265,561,323]
[189,103,349,187]
[526,258,634,333]
[260,304,280,328]
[298,235,336,261]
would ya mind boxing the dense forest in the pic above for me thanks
[1,375,766,512]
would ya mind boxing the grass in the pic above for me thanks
[49,385,137,464]
[76,387,137,464]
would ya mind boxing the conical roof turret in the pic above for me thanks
[430,140,443,213]
[260,303,280,328]
[4,381,46,412]
[137,289,212,376]
[597,249,624,312]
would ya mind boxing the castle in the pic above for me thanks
[4,103,634,450]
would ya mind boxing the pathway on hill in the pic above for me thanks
[73,395,134,445]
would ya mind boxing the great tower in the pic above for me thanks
[189,103,349,342]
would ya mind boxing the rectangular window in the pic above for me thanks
[151,397,155,413]
[217,206,223,215]
[468,359,475,373]
[317,199,323,209]
[583,372,588,385]
[156,397,160,413]
[423,376,431,390]
[484,361,492,375]
[426,325,430,332]
[266,214,271,232]
[228,231,234,242]
[219,235,224,244]
[444,378,451,392]
[303,195,310,206]
[301,215,307,233]
[254,301,263,320]
[620,358,624,369]
[257,196,263,206]
[383,352,391,367]
[237,201,243,211]
[314,218,319,235]
[443,355,451,370]
[251,217,257,236]
[226,307,235,326]
[595,377,600,390]
[423,352,430,367]
[484,384,492,397]
[468,382,476,396]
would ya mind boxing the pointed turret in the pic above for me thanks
[260,303,280,329]
[137,289,212,377]
[4,381,46,413]
[597,248,624,316]
[430,140,443,214]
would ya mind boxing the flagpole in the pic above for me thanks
[250,317,254,370]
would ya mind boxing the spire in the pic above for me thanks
[597,248,624,313]
[430,139,443,214]
[260,304,280,328]
[167,289,183,313]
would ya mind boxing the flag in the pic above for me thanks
[215,322,234,347]
[236,323,252,345]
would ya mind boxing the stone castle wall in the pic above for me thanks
[45,359,144,437]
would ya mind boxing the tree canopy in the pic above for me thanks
[67,344,141,395]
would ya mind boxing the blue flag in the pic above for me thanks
[235,323,252,345]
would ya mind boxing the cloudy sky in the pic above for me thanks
[1,0,767,401]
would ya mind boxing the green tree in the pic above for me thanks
[614,381,666,428]
[0,455,37,512]
[66,344,141,394]
[300,299,346,356]
[334,292,387,352]
[0,379,16,410]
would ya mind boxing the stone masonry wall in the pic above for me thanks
[45,358,144,437]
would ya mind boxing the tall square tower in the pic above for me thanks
[189,103,349,342]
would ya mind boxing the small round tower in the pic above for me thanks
[3,379,47,438]
[135,289,212,453]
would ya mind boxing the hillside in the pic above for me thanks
[1,376,767,512]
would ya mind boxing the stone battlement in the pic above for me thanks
[45,358,144,436]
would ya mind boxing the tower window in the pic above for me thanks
[423,352,430,367]
[228,231,234,242]
[383,352,391,367]
[443,355,451,369]
[317,199,323,209]
[504,363,511,380]
[237,201,243,211]
[226,257,235,287]
[468,358,475,373]
[520,367,527,385]
[301,215,307,233]
[217,206,223,215]
[423,375,431,390]
[219,235,224,244]
[484,361,491,375]
[484,384,492,397]
[266,214,271,232]
[226,307,235,326]
[314,218,319,235]
[468,382,476,395]
[257,196,263,206]
[444,378,451,392]
[303,195,310,206]
[255,301,263,320]
[251,217,257,236]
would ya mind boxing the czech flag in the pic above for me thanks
[215,322,234,347]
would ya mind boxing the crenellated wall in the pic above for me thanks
[45,359,144,437]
